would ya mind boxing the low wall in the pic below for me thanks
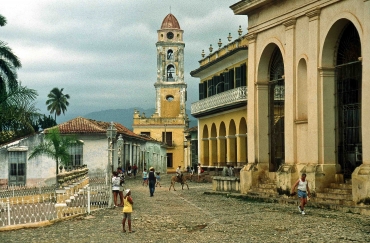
[212,176,240,192]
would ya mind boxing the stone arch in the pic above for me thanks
[210,123,218,166]
[256,42,286,170]
[321,14,363,67]
[218,122,227,166]
[201,124,209,166]
[227,120,237,165]
[238,117,247,165]
[321,18,363,178]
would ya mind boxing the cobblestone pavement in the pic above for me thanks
[1,175,370,243]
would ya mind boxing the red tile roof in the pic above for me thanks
[49,117,151,141]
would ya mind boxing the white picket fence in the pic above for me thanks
[0,173,110,228]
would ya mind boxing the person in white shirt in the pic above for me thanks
[176,166,182,181]
[197,163,202,183]
[291,173,311,215]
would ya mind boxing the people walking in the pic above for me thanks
[112,172,120,207]
[117,167,125,207]
[291,173,311,215]
[155,172,161,187]
[122,189,134,233]
[132,164,138,178]
[142,168,148,186]
[197,163,202,182]
[148,167,156,197]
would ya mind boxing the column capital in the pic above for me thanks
[236,133,247,138]
[217,136,226,140]
[306,8,321,21]
[283,18,296,30]
[245,33,257,44]
[318,66,335,77]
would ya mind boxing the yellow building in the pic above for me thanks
[190,28,248,172]
[133,13,189,173]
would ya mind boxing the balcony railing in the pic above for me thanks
[191,86,247,116]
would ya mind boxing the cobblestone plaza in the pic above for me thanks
[1,175,369,243]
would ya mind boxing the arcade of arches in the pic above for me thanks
[229,0,370,204]
[200,116,247,168]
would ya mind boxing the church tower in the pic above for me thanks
[133,13,189,173]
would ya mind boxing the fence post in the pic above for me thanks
[7,198,10,226]
[87,187,90,214]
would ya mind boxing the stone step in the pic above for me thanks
[316,192,353,200]
[329,183,352,190]
[312,197,355,207]
[258,183,277,189]
[248,191,279,198]
[324,188,352,194]
[250,187,277,194]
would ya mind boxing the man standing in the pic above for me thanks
[148,167,156,197]
[117,167,125,207]
[291,173,311,215]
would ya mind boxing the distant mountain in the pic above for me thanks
[83,108,197,130]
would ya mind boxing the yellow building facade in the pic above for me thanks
[229,0,369,206]
[191,31,248,171]
[133,14,188,173]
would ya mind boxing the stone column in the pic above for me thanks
[226,135,236,165]
[209,137,217,167]
[236,133,247,167]
[352,0,370,204]
[201,138,209,166]
[276,18,296,194]
[241,33,263,194]
[217,136,226,167]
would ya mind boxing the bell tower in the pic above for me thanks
[133,13,189,173]
[155,13,186,118]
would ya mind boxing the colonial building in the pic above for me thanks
[0,117,166,186]
[190,29,248,172]
[133,13,189,173]
[225,0,370,205]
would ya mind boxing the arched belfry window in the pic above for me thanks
[336,22,362,178]
[268,47,285,172]
[167,50,174,60]
[167,65,175,81]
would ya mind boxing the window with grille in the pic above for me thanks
[8,151,27,185]
[68,143,83,166]
[162,132,173,146]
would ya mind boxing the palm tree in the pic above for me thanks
[0,14,22,96]
[46,87,70,122]
[28,127,81,186]
[0,14,39,143]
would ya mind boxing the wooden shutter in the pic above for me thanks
[223,72,229,91]
[241,63,247,86]
[199,82,204,100]
[235,67,241,88]
[229,69,235,89]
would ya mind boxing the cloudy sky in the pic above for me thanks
[1,0,247,123]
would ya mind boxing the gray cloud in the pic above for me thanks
[1,0,247,121]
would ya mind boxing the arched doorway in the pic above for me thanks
[269,47,285,172]
[202,125,209,166]
[335,22,362,178]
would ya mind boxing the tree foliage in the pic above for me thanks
[0,14,40,144]
[28,127,82,185]
[46,87,70,122]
